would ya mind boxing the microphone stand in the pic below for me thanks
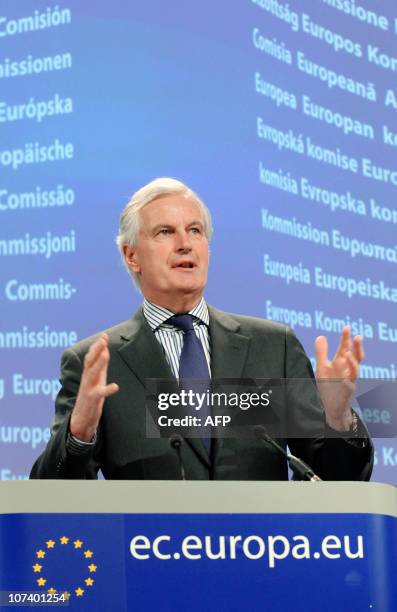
[254,426,322,482]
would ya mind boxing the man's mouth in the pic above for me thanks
[173,262,196,269]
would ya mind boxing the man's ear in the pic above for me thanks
[123,245,141,273]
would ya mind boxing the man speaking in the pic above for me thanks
[30,178,372,480]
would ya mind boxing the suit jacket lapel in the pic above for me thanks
[117,308,175,385]
[208,306,250,380]
[208,306,251,462]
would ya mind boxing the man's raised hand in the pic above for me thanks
[70,333,119,442]
[315,326,364,432]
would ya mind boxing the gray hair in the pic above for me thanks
[116,177,213,288]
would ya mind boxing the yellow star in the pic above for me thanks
[60,536,69,545]
[36,550,46,559]
[46,540,55,549]
[85,578,94,586]
[84,550,93,558]
[47,588,57,594]
[88,564,97,573]
[73,539,83,549]
[75,588,84,597]
[33,563,42,573]
[62,592,71,601]
[37,577,46,586]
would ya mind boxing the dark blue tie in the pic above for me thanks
[168,314,211,451]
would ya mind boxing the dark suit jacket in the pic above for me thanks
[30,306,373,480]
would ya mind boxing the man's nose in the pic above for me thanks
[175,231,192,252]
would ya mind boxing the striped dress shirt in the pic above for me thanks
[142,297,211,379]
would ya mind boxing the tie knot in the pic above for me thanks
[168,314,195,333]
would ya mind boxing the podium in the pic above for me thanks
[1,481,396,611]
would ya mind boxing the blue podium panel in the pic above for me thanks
[1,511,397,611]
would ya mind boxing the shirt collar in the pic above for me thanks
[143,297,209,331]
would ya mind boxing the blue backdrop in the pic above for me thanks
[1,1,396,481]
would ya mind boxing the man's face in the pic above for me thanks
[124,194,209,309]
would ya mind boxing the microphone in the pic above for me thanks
[254,426,322,482]
[170,435,186,480]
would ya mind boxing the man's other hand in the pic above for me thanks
[315,326,364,432]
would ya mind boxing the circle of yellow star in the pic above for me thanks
[32,536,98,599]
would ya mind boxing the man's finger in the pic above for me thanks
[101,383,119,398]
[84,347,109,384]
[335,326,351,357]
[353,335,364,364]
[315,335,328,368]
[345,351,360,381]
[84,333,109,368]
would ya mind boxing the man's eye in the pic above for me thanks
[158,228,171,235]
[190,227,201,235]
